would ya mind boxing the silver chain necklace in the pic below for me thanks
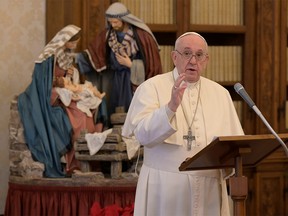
[172,71,201,150]
[182,81,201,150]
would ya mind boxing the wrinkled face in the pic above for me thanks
[107,18,124,32]
[172,34,209,83]
[65,38,80,51]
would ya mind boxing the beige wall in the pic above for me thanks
[0,0,45,213]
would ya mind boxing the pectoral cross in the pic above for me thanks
[183,127,195,151]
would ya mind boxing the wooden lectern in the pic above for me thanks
[179,134,288,216]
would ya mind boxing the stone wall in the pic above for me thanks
[9,96,45,179]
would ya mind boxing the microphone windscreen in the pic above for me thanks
[234,83,243,93]
[234,83,255,108]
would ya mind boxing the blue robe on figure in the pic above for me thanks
[18,56,72,177]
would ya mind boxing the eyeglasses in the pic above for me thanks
[175,50,207,62]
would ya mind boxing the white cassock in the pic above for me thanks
[122,68,244,216]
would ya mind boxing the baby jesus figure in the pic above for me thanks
[54,76,106,117]
[55,76,106,99]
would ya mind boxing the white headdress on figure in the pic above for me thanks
[36,24,81,65]
[105,2,159,48]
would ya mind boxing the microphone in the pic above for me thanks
[234,83,288,157]
[234,83,255,108]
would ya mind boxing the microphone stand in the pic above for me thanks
[252,106,288,157]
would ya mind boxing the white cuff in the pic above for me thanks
[165,104,175,121]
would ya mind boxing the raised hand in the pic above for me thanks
[168,73,187,112]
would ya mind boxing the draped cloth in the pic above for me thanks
[86,27,162,79]
[36,25,81,64]
[104,2,159,49]
[122,69,244,216]
[5,182,136,216]
[18,56,72,177]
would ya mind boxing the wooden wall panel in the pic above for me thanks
[256,172,284,216]
[46,0,110,50]
[255,0,283,133]
[81,0,111,47]
[278,0,288,133]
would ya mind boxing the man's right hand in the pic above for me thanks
[168,73,187,112]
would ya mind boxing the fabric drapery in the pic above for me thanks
[90,202,134,216]
[17,56,72,177]
[5,182,136,216]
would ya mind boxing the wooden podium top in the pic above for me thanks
[179,134,288,171]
